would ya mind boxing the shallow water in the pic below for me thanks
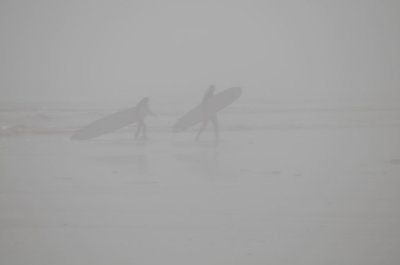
[1,104,400,137]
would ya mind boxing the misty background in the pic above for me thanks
[1,2,400,264]
[1,0,399,109]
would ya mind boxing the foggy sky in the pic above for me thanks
[1,0,399,107]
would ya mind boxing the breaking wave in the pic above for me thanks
[1,106,400,137]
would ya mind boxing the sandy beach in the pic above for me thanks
[1,117,399,264]
[2,0,400,263]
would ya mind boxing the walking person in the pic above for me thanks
[195,85,219,143]
[135,97,154,140]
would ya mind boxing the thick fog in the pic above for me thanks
[1,1,400,265]
[1,0,399,107]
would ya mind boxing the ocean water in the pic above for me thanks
[1,103,400,137]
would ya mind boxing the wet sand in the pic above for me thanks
[1,128,400,264]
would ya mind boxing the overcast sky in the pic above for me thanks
[1,0,399,107]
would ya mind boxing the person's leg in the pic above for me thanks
[211,115,219,143]
[196,120,208,141]
[135,125,140,139]
[142,122,147,139]
[135,120,144,139]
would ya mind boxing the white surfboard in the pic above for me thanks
[172,87,242,133]
[71,106,139,140]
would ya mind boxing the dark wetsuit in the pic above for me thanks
[135,99,153,139]
[196,88,219,142]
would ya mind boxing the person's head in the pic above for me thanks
[208,85,215,93]
[138,97,149,106]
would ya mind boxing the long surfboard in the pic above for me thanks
[71,106,139,140]
[173,87,242,133]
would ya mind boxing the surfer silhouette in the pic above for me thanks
[135,97,154,140]
[195,85,219,142]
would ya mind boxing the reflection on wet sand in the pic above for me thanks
[96,153,149,175]
[173,150,220,178]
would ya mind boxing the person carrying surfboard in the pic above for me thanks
[135,97,154,140]
[195,85,219,142]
